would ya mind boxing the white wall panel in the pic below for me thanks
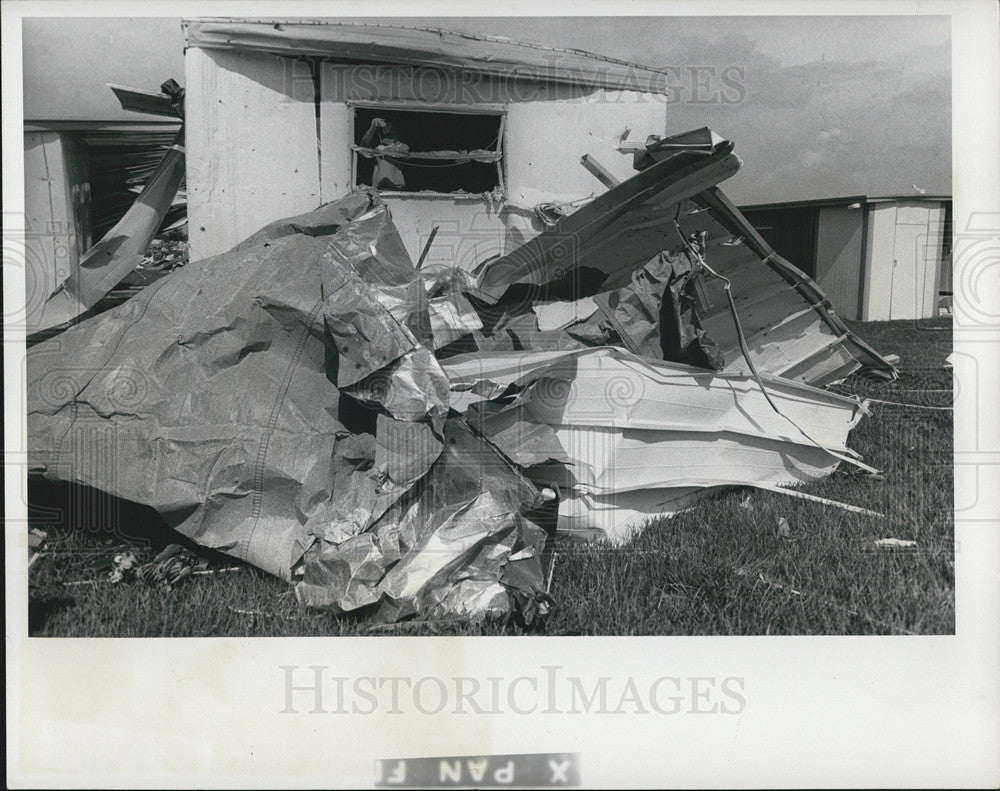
[186,48,321,261]
[505,90,667,207]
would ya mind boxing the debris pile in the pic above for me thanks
[139,232,189,273]
[26,129,896,623]
[109,544,208,588]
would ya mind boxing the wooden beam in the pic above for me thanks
[580,154,621,189]
[416,226,440,270]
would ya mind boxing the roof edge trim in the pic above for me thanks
[181,19,672,94]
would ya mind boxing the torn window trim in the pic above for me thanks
[366,189,506,201]
[350,146,502,162]
[348,100,507,198]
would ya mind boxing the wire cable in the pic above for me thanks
[673,222,881,476]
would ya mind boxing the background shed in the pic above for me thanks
[740,195,952,320]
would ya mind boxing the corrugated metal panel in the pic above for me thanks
[84,129,186,238]
[475,143,743,296]
[28,133,186,334]
[686,187,896,382]
[700,287,807,350]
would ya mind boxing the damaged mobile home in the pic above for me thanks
[26,21,897,623]
[181,19,677,264]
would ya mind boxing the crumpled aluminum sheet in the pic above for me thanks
[26,176,888,621]
[27,191,550,622]
[524,249,725,368]
[297,418,550,620]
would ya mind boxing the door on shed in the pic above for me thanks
[863,204,895,320]
[888,202,937,320]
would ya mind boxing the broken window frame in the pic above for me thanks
[348,100,507,199]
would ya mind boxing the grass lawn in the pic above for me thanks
[26,318,954,637]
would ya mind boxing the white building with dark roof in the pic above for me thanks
[740,194,951,320]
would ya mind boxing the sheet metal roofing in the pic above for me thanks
[182,19,674,93]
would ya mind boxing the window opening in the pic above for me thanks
[352,106,504,195]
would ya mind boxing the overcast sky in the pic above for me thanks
[22,15,950,204]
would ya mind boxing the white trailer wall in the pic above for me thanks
[186,48,321,261]
[320,64,666,267]
[186,51,667,265]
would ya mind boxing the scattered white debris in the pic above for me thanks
[874,538,918,549]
